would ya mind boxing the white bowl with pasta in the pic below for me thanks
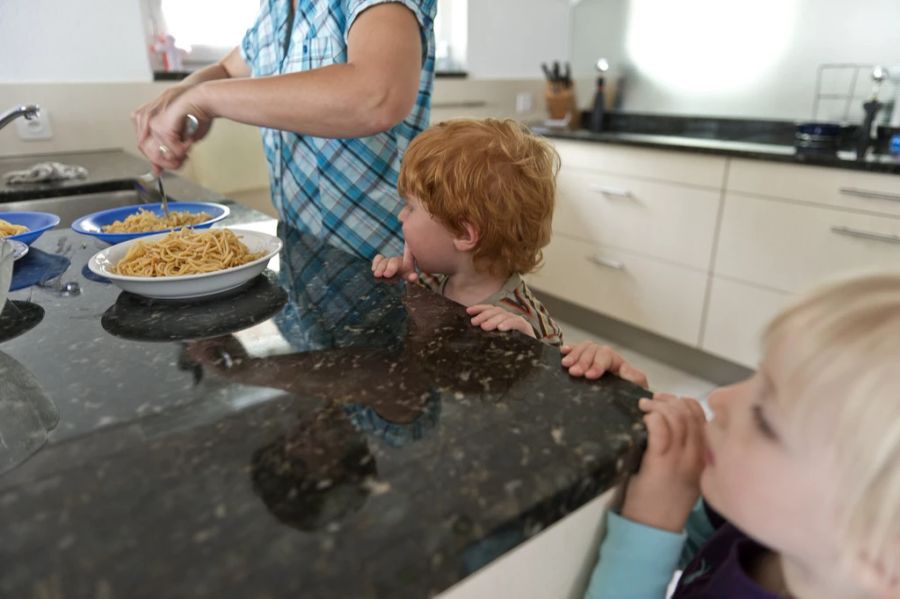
[88,228,283,300]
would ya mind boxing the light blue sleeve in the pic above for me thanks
[584,502,715,599]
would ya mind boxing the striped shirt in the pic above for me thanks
[418,273,564,347]
[240,0,437,260]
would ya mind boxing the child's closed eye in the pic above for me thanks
[752,404,779,441]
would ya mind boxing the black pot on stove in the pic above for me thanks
[794,122,842,156]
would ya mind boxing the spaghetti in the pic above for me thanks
[112,229,264,277]
[0,218,29,238]
[102,208,212,233]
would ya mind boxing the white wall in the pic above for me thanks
[571,0,900,121]
[466,0,571,79]
[0,0,152,83]
[0,0,568,83]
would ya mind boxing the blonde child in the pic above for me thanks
[567,273,900,598]
[371,118,564,346]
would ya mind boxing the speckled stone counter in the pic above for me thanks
[0,159,647,598]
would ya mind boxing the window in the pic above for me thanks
[146,0,467,75]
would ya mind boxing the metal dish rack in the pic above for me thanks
[812,63,880,123]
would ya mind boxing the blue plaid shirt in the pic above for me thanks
[240,0,436,260]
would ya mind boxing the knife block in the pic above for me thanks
[544,83,577,129]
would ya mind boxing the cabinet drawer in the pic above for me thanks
[728,159,900,217]
[702,277,793,368]
[528,234,708,345]
[715,193,900,294]
[555,168,721,270]
[551,140,727,188]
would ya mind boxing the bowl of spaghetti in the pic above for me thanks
[71,202,229,244]
[0,211,61,245]
[88,228,283,300]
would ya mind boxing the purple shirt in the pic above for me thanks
[673,523,781,599]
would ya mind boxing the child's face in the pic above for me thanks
[399,195,461,274]
[701,356,843,568]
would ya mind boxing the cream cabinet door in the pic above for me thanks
[715,193,900,294]
[552,140,727,188]
[529,234,708,346]
[554,168,721,270]
[728,159,900,218]
[701,277,793,368]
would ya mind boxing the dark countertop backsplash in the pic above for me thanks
[532,111,900,175]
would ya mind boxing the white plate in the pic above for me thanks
[8,240,29,261]
[88,228,283,300]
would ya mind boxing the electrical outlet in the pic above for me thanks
[515,92,534,114]
[16,109,53,141]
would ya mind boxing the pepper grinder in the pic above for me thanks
[589,58,610,133]
[856,65,887,160]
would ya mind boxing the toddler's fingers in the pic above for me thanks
[561,341,588,368]
[685,396,708,424]
[652,398,688,449]
[477,312,509,331]
[468,306,499,325]
[643,411,671,456]
[620,364,649,389]
[383,258,400,278]
[579,345,610,379]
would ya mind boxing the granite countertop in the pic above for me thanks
[531,121,900,176]
[0,151,647,598]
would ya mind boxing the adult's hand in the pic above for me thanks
[131,47,249,174]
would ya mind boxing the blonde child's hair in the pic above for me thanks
[763,273,900,577]
[398,118,560,277]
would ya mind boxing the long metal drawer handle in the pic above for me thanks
[587,255,626,270]
[589,183,633,199]
[838,187,900,203]
[830,225,900,245]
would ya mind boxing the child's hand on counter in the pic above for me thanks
[466,305,536,338]
[620,392,707,533]
[561,341,649,388]
[372,244,418,282]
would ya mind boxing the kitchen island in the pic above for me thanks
[0,151,646,599]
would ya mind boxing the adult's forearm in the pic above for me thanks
[180,63,232,87]
[194,64,414,138]
[179,47,249,87]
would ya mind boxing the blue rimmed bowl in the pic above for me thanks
[71,202,230,245]
[0,211,61,246]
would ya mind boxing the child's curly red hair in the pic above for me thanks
[398,118,560,276]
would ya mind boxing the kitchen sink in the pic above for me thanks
[0,186,160,227]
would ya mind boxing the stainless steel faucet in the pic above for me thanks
[0,104,40,132]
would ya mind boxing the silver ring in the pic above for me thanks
[159,144,170,156]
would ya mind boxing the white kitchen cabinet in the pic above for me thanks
[539,138,900,368]
[529,234,709,346]
[552,140,727,188]
[701,277,793,368]
[728,159,900,218]
[715,192,900,294]
[554,168,721,270]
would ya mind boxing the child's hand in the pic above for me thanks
[466,305,536,338]
[560,341,649,388]
[620,393,707,533]
[372,244,417,281]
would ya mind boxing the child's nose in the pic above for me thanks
[399,207,408,222]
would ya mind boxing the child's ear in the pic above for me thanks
[453,222,480,252]
[851,550,900,598]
